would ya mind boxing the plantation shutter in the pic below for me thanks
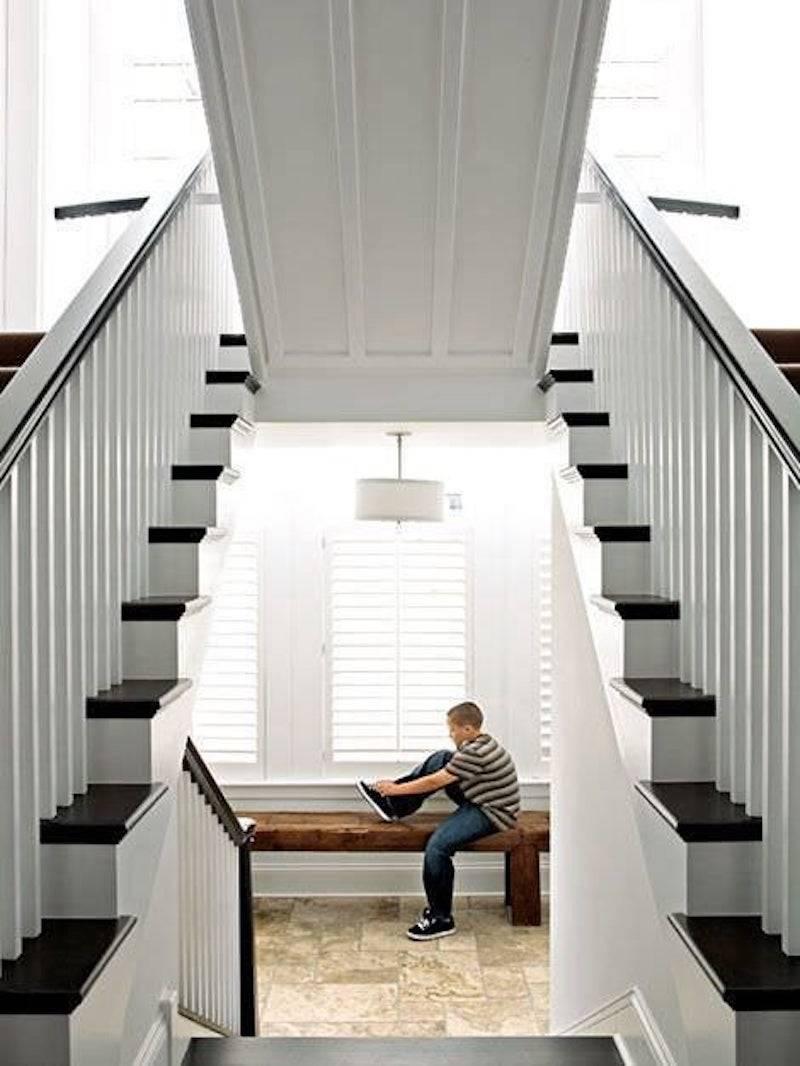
[328,532,468,761]
[195,535,260,764]
[538,539,553,762]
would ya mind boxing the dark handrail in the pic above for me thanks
[650,195,740,220]
[0,150,209,489]
[182,737,257,1036]
[54,196,148,220]
[588,150,800,486]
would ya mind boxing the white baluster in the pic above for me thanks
[781,479,800,953]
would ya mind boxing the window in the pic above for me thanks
[538,540,553,763]
[326,530,470,761]
[194,535,260,764]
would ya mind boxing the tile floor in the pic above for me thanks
[255,895,550,1037]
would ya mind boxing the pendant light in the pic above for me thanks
[355,432,443,522]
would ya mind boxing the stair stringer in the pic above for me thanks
[549,477,690,1066]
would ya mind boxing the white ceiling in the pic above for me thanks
[188,0,607,381]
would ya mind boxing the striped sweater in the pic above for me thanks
[447,733,520,830]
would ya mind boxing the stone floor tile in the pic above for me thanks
[265,982,397,1023]
[445,998,542,1037]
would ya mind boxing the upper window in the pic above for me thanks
[326,529,470,762]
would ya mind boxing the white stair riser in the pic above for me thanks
[205,382,255,420]
[149,536,228,598]
[188,423,254,468]
[548,423,611,466]
[122,609,210,680]
[608,689,716,782]
[635,792,761,917]
[558,475,628,527]
[41,791,171,919]
[171,476,239,527]
[591,609,679,677]
[545,381,596,417]
[217,345,250,371]
[546,344,582,370]
[88,690,194,786]
[667,924,800,1066]
[571,535,650,596]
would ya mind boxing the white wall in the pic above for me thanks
[550,487,689,1063]
[227,423,550,789]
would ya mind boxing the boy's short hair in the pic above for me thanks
[447,701,484,730]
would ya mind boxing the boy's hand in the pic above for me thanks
[374,779,399,796]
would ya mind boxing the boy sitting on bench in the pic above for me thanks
[356,701,520,941]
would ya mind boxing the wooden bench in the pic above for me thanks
[238,810,550,926]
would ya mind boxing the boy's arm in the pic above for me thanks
[374,768,457,797]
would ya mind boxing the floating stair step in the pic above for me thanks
[609,677,715,717]
[560,463,628,480]
[591,594,680,620]
[0,331,45,366]
[205,369,261,393]
[752,328,800,365]
[547,412,609,428]
[0,916,135,1014]
[171,464,240,483]
[636,781,762,842]
[538,368,593,392]
[669,913,800,1010]
[575,525,650,542]
[86,678,191,719]
[186,1036,623,1066]
[780,364,800,392]
[148,526,226,544]
[190,413,254,430]
[551,331,579,345]
[220,333,247,347]
[121,595,210,621]
[0,368,17,392]
[40,783,167,845]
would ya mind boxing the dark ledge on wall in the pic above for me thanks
[86,678,192,719]
[636,781,762,842]
[590,594,680,620]
[40,783,168,845]
[609,677,715,717]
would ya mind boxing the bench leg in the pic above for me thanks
[508,842,541,926]
[504,850,511,906]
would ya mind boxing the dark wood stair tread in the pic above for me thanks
[560,463,628,480]
[0,368,16,392]
[609,677,715,717]
[0,331,45,366]
[205,369,261,393]
[669,914,800,1010]
[220,333,247,346]
[546,412,610,428]
[148,525,226,543]
[40,783,167,844]
[575,525,650,542]
[0,917,136,1014]
[636,781,761,842]
[550,331,579,345]
[171,463,240,482]
[538,368,593,392]
[591,594,680,620]
[87,678,191,719]
[121,595,210,621]
[752,329,800,365]
[190,413,255,430]
[186,1037,623,1066]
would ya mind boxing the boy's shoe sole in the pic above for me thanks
[356,780,394,823]
[406,926,457,941]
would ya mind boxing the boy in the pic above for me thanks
[356,701,520,941]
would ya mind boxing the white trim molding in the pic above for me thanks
[559,987,678,1066]
[222,777,549,809]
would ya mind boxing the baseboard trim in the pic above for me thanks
[559,987,676,1066]
[223,779,549,809]
[253,852,550,898]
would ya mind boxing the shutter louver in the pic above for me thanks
[539,540,553,762]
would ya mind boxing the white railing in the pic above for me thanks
[178,738,256,1035]
[0,152,239,961]
[558,151,800,954]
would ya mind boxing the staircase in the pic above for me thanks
[543,153,800,1065]
[752,330,800,394]
[0,332,46,392]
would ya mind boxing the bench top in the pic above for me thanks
[239,810,549,853]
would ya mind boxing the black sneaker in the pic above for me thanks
[356,780,396,822]
[406,913,456,941]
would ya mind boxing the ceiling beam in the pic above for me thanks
[328,0,366,361]
[430,0,467,362]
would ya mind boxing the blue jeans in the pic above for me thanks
[391,750,494,919]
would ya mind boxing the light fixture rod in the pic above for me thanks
[387,431,410,480]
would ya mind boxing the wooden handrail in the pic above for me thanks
[54,196,149,220]
[0,150,209,489]
[589,149,800,486]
